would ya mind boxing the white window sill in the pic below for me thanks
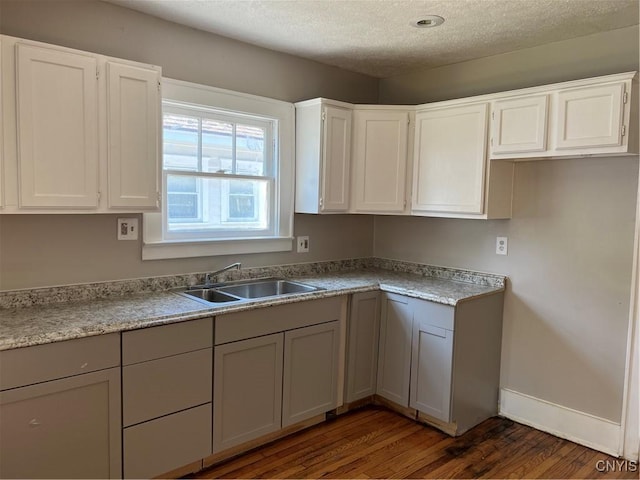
[142,237,293,260]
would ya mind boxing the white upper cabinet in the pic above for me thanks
[351,108,410,214]
[16,43,99,209]
[412,103,488,215]
[0,35,162,213]
[106,61,160,209]
[295,99,352,213]
[555,82,624,150]
[490,72,636,160]
[491,94,548,155]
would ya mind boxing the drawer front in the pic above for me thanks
[410,298,455,331]
[122,317,213,365]
[123,403,211,479]
[123,348,212,427]
[0,334,120,390]
[216,296,344,345]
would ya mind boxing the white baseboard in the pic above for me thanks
[499,388,621,456]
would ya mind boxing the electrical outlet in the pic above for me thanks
[117,218,139,241]
[496,236,508,255]
[296,236,310,253]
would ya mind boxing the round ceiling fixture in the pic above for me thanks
[410,15,445,28]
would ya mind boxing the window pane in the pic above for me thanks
[166,175,269,233]
[163,114,199,171]
[202,119,233,173]
[236,124,265,176]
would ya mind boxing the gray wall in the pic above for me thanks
[377,27,640,422]
[0,0,377,290]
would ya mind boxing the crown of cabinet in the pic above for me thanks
[0,35,162,213]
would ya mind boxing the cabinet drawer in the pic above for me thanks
[0,334,120,390]
[216,297,343,345]
[410,298,455,331]
[122,317,212,365]
[123,403,211,479]
[123,348,212,427]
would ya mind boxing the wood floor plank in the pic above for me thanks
[192,406,635,480]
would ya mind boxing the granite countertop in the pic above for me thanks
[0,261,506,351]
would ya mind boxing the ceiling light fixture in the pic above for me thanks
[411,15,445,28]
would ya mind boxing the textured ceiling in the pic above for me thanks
[106,0,639,78]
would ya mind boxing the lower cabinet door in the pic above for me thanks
[123,404,211,479]
[0,367,121,479]
[282,321,340,427]
[346,292,380,402]
[213,333,284,452]
[376,293,413,407]
[409,318,454,422]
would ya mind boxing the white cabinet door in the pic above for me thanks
[213,333,283,452]
[106,61,160,209]
[555,82,625,150]
[412,103,488,214]
[16,43,99,208]
[491,94,548,155]
[320,105,351,212]
[376,292,413,407]
[282,321,340,427]
[409,317,454,422]
[351,109,409,213]
[346,291,380,403]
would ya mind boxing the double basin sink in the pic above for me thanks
[178,278,323,305]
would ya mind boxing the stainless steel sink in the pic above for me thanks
[183,289,243,303]
[217,279,321,299]
[176,278,323,305]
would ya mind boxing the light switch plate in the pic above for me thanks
[296,236,309,253]
[118,218,139,241]
[496,236,508,255]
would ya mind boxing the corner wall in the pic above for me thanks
[376,25,640,448]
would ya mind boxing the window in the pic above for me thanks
[143,79,294,260]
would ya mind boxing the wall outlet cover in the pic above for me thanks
[496,236,508,255]
[297,236,310,253]
[118,218,139,241]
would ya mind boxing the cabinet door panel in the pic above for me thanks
[413,103,487,214]
[376,293,412,407]
[123,348,212,426]
[123,404,211,479]
[0,367,121,479]
[282,321,340,426]
[346,292,380,402]
[555,82,624,149]
[107,61,160,209]
[352,109,408,213]
[16,43,98,208]
[321,105,351,212]
[492,95,548,154]
[213,333,283,452]
[410,319,454,422]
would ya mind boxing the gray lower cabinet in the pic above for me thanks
[0,334,121,479]
[376,291,504,435]
[345,291,380,402]
[213,296,344,454]
[213,333,284,452]
[121,317,213,479]
[376,292,413,407]
[282,321,340,427]
[409,312,454,421]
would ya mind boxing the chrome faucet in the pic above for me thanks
[204,262,242,286]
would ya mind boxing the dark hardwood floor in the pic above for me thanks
[191,406,638,479]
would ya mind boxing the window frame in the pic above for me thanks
[142,78,294,261]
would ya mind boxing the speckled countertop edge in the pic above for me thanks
[0,258,506,351]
